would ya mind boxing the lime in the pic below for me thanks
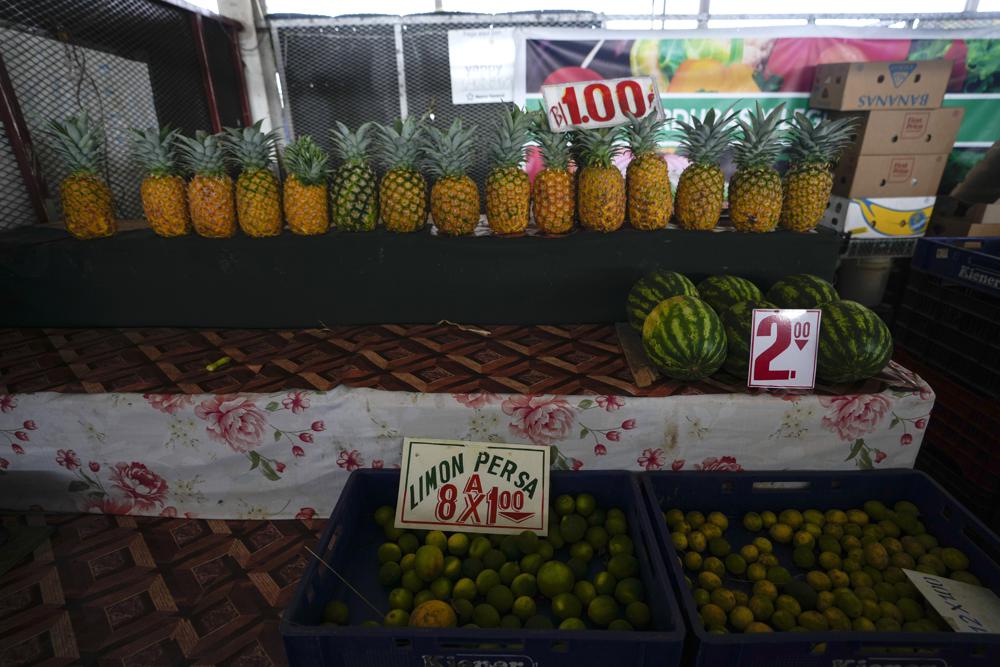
[483,548,506,572]
[608,555,638,579]
[853,617,877,632]
[700,603,727,628]
[513,530,538,555]
[500,614,521,629]
[760,510,778,528]
[749,595,774,621]
[499,561,520,585]
[473,603,500,628]
[824,607,851,630]
[379,561,402,587]
[401,569,423,593]
[614,577,644,605]
[698,571,722,591]
[378,542,402,564]
[743,512,764,532]
[686,511,706,529]
[538,560,576,598]
[519,553,542,575]
[770,609,796,631]
[441,557,462,581]
[940,547,970,572]
[594,571,617,595]
[605,515,628,536]
[856,586,877,603]
[700,524,722,540]
[570,541,595,563]
[608,619,634,631]
[447,533,469,556]
[793,531,815,549]
[818,552,842,571]
[587,594,620,626]
[429,577,452,600]
[609,534,634,558]
[734,590,749,607]
[525,614,554,630]
[757,552,779,568]
[559,618,586,630]
[799,610,828,631]
[510,572,537,598]
[561,514,588,543]
[850,570,873,589]
[322,600,349,624]
[574,580,597,606]
[688,531,708,553]
[823,524,844,539]
[425,530,448,551]
[747,563,767,582]
[499,536,520,561]
[400,553,416,572]
[894,500,920,516]
[825,509,847,525]
[725,554,747,576]
[552,592,583,620]
[537,540,555,561]
[384,525,404,541]
[950,571,981,587]
[453,577,477,600]
[752,536,773,554]
[693,588,711,606]
[834,590,863,619]
[486,585,514,614]
[739,544,760,563]
[586,526,609,552]
[574,493,596,517]
[398,533,419,555]
[468,536,491,560]
[626,601,651,628]
[710,587,736,612]
[512,595,536,620]
[706,511,728,530]
[555,494,576,516]
[876,617,902,632]
[708,537,731,557]
[745,622,773,633]
[671,532,688,551]
[414,590,434,607]
[792,547,815,570]
[729,605,754,631]
[806,571,832,592]
[766,566,792,587]
[897,598,924,622]
[384,609,410,627]
[683,551,703,571]
[769,523,793,544]
[703,556,725,577]
[461,557,483,579]
[779,509,804,530]
[374,505,394,526]
[664,508,685,528]
[775,594,802,617]
[476,569,501,595]
[415,545,445,581]
[567,557,588,580]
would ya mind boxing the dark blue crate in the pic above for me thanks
[912,237,1000,299]
[282,469,685,667]
[642,470,1000,667]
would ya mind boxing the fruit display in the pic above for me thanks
[330,121,378,232]
[376,115,427,233]
[626,270,698,331]
[817,300,894,384]
[531,123,575,235]
[282,136,330,236]
[320,493,655,632]
[663,499,984,635]
[696,275,763,314]
[641,295,726,381]
[45,112,117,240]
[765,273,839,309]
[623,112,672,230]
[486,105,533,235]
[129,125,190,238]
[779,113,858,233]
[575,127,626,233]
[223,120,283,237]
[423,118,480,236]
[728,102,787,233]
[674,107,739,231]
[176,131,236,238]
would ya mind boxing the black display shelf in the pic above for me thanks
[0,223,841,327]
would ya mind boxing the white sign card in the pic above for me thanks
[747,309,822,389]
[447,28,516,105]
[904,569,1000,634]
[395,438,550,535]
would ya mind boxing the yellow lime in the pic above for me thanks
[769,523,793,544]
[753,580,778,600]
[512,595,536,620]
[688,531,708,553]
[693,587,711,606]
[447,533,469,556]
[414,545,445,582]
[587,594,621,626]
[378,542,402,563]
[538,561,575,598]
[385,609,410,627]
[745,621,773,633]
[683,552,703,573]
[574,580,597,606]
[752,536,773,554]
[707,511,728,530]
[453,577,476,600]
[400,553,416,571]
[743,512,764,532]
[555,494,576,516]
[806,570,832,592]
[770,609,796,631]
[710,587,736,612]
[626,601,651,628]
[760,511,778,528]
[686,511,706,529]
[779,509,804,530]
[552,592,583,620]
[410,600,457,628]
[443,556,462,580]
[729,605,754,631]
[559,617,586,630]
[594,571,617,595]
[700,603,727,628]
[747,562,767,582]
[740,544,760,563]
[429,577,452,600]
[664,508,685,527]
[775,594,802,617]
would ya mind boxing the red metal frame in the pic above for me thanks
[228,24,252,127]
[191,12,222,133]
[0,50,48,224]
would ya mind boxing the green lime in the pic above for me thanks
[413,590,434,607]
[792,547,815,569]
[894,500,920,516]
[400,553,416,572]
[753,580,778,601]
[429,577,452,600]
[515,530,539,555]
[384,609,410,627]
[401,569,423,593]
[510,572,537,597]
[374,505,394,526]
[697,571,722,591]
[770,609,795,631]
[609,534,634,558]
[486,585,514,613]
[940,547,970,572]
[414,545,445,582]
[587,594,620,626]
[575,493,597,517]
[500,536,521,561]
[588,510,607,529]
[799,610,828,631]
[608,555,638,579]
[538,560,576,598]
[500,614,521,629]
[499,561,520,585]
[686,511,706,529]
[570,541,594,563]
[512,595,536,620]
[378,542,402,564]
[552,592,583,620]
[447,533,469,556]
[379,561,402,586]
[766,566,792,586]
[752,536,773,554]
[567,557,588,580]
[594,571,617,596]
[775,594,802,617]
[725,554,747,575]
[608,507,626,524]
[706,511,728,530]
[708,537,731,557]
[574,580,597,606]
[729,605,754,631]
[749,595,774,621]
[442,556,462,581]
[586,526,609,551]
[746,562,767,582]
[384,525,404,541]
[322,600,349,624]
[614,577,644,606]
[793,531,815,549]
[476,569,501,595]
[779,509,804,529]
[739,544,760,563]
[555,494,576,516]
[559,618,586,630]
[483,548,506,572]
[398,533,419,555]
[700,603,727,628]
[710,587,736,612]
[606,515,628,536]
[671,532,688,551]
[806,571,832,592]
[461,557,483,579]
[525,614,554,629]
[537,540,555,561]
[743,512,764,532]
[692,588,711,606]
[950,571,981,587]
[760,511,777,528]
[519,553,543,575]
[684,551,703,572]
[473,603,500,628]
[626,601,651,628]
[468,536,491,560]
[453,577,477,600]
[769,524,793,544]
[608,619,634,631]
[425,530,448,551]
[561,514,588,543]
[388,587,414,611]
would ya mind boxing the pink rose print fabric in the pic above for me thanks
[502,395,575,446]
[110,462,168,511]
[196,396,267,453]
[144,393,193,415]
[820,395,891,441]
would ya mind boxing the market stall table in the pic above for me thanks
[0,324,934,519]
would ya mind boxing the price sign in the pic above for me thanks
[904,569,1000,633]
[747,309,822,389]
[395,438,550,535]
[541,76,663,132]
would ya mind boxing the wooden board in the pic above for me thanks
[616,322,660,388]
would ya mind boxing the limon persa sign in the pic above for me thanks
[395,438,550,535]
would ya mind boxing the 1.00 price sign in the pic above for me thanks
[541,76,663,132]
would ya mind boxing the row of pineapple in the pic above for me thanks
[45,103,854,240]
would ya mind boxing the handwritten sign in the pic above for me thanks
[541,76,663,132]
[904,569,1000,633]
[395,438,550,535]
[447,28,516,105]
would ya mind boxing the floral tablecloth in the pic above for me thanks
[0,362,933,519]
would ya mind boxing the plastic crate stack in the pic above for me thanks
[894,237,1000,531]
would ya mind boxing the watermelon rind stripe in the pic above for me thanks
[642,295,726,380]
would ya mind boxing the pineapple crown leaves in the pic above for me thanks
[622,112,669,158]
[222,119,280,171]
[488,104,533,169]
[675,106,740,165]
[283,136,330,186]
[786,112,859,168]
[46,112,105,176]
[533,127,572,171]
[375,115,425,171]
[732,101,788,170]
[330,121,375,167]
[129,125,181,177]
[176,130,228,177]
[421,117,478,179]
[574,127,624,168]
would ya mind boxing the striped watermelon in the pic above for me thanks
[818,300,893,383]
[626,270,698,330]
[642,295,726,381]
[722,299,776,377]
[696,275,762,315]
[767,274,839,309]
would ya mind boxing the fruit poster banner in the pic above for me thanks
[514,27,1000,187]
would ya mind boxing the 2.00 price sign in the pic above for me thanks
[541,76,663,133]
[747,309,822,389]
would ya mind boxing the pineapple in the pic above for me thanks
[129,125,190,237]
[223,120,283,237]
[283,136,329,235]
[376,116,427,233]
[729,102,787,233]
[532,126,575,235]
[674,108,738,230]
[486,105,533,235]
[623,113,671,230]
[575,127,625,233]
[46,113,116,239]
[780,113,858,233]
[177,131,236,238]
[330,121,378,231]
[423,118,480,236]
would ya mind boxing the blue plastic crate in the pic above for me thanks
[912,237,1000,299]
[282,469,685,667]
[642,470,1000,667]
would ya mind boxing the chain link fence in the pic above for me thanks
[0,0,245,230]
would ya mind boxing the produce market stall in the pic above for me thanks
[0,323,933,519]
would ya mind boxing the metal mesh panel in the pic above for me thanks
[0,0,237,225]
[0,121,35,231]
[204,18,245,129]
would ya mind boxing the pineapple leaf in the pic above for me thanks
[221,119,280,172]
[786,112,859,168]
[732,101,787,170]
[422,118,478,179]
[283,135,329,185]
[675,106,739,166]
[46,112,105,176]
[129,125,181,177]
[622,112,669,158]
[376,115,425,171]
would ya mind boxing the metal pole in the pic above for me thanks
[191,13,222,133]
[0,50,48,224]
[227,23,253,126]
[698,0,711,28]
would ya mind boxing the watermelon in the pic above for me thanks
[721,299,776,377]
[767,274,839,309]
[817,300,893,384]
[642,295,726,381]
[626,270,698,330]
[696,275,762,315]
